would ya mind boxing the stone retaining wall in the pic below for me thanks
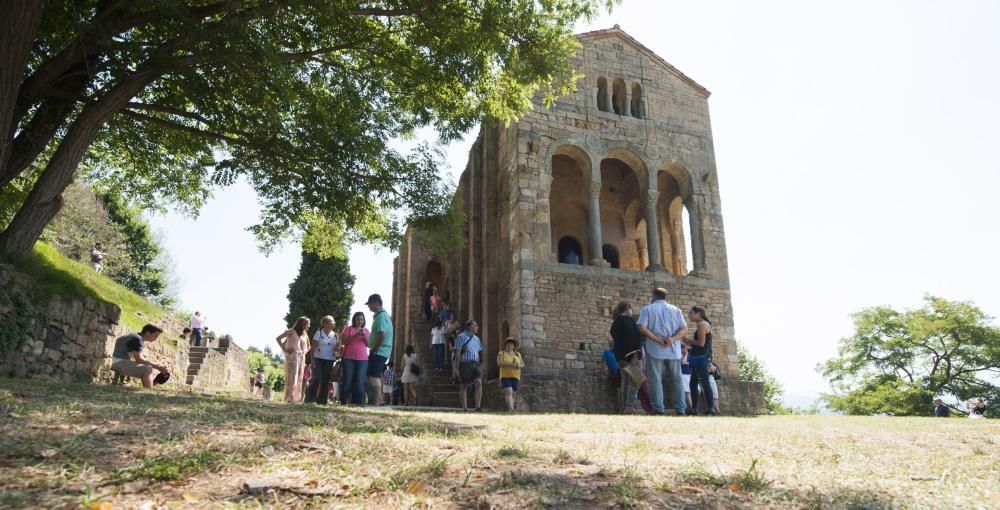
[0,264,250,392]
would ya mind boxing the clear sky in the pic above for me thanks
[148,0,1000,407]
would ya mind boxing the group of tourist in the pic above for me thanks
[275,293,394,406]
[606,287,721,416]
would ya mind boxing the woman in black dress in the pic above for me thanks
[609,301,642,414]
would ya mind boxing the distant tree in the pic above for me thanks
[819,296,1000,416]
[285,250,355,329]
[41,182,175,304]
[0,1,616,259]
[97,192,169,303]
[247,347,284,392]
[738,343,786,413]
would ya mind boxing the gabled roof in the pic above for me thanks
[577,25,710,97]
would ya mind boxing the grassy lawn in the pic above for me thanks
[4,242,169,334]
[0,379,996,509]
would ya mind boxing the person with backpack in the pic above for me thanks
[455,320,483,411]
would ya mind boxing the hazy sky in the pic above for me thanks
[148,0,1000,407]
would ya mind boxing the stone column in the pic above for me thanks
[643,190,664,271]
[587,180,604,266]
[685,197,708,275]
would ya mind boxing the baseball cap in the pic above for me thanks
[365,294,382,305]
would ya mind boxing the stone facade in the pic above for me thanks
[0,263,251,392]
[392,27,764,414]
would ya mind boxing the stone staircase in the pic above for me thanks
[410,318,462,408]
[185,346,209,385]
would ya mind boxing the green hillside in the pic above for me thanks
[4,242,172,342]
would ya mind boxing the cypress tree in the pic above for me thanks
[284,251,355,329]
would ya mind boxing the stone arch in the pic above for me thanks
[657,161,695,200]
[596,76,609,112]
[550,148,592,262]
[424,260,449,300]
[602,244,621,269]
[600,155,646,271]
[630,82,644,118]
[612,77,627,115]
[557,236,583,265]
[604,146,649,194]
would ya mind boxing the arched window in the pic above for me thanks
[630,83,644,118]
[602,244,620,269]
[596,77,609,112]
[558,236,583,265]
[612,78,627,115]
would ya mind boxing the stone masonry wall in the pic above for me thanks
[0,264,250,392]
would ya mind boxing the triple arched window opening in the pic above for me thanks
[596,76,644,118]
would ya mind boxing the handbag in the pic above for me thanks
[411,363,421,377]
[330,359,342,380]
[620,350,646,385]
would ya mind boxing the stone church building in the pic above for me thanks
[391,27,764,414]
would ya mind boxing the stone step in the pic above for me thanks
[186,375,195,385]
[189,346,210,352]
[188,355,206,363]
[431,393,461,408]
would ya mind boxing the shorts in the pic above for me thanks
[254,382,263,388]
[367,354,388,378]
[682,373,691,392]
[459,362,481,384]
[501,378,519,390]
[112,359,153,378]
[382,384,392,394]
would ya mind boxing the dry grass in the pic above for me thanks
[0,379,997,509]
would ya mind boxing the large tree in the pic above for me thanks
[285,250,355,329]
[0,0,614,258]
[820,296,1000,416]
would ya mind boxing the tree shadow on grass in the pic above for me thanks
[0,379,482,508]
[455,467,899,510]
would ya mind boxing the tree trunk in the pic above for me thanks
[0,71,159,258]
[0,1,47,172]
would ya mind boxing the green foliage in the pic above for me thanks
[413,195,467,256]
[247,346,285,392]
[96,192,169,304]
[819,295,1000,417]
[737,343,786,413]
[2,242,168,334]
[39,183,174,306]
[3,1,617,257]
[284,250,355,329]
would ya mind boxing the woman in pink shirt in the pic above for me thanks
[339,312,370,405]
[276,316,309,403]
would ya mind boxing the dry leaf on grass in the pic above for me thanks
[39,449,58,458]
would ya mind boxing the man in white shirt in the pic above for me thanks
[637,287,688,415]
[191,311,205,347]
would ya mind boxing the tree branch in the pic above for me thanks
[119,109,247,147]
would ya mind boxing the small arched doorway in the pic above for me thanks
[602,244,621,269]
[558,236,583,265]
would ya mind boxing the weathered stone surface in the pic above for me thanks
[392,27,762,414]
[0,264,250,393]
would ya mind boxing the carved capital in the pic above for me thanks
[645,190,660,208]
[589,181,602,197]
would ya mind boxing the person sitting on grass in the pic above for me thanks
[497,337,524,412]
[110,324,169,388]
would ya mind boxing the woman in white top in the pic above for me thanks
[276,316,309,403]
[431,320,446,370]
[305,315,338,405]
[400,344,421,406]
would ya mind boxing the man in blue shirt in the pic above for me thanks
[637,287,688,415]
[365,293,393,406]
[454,320,483,411]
